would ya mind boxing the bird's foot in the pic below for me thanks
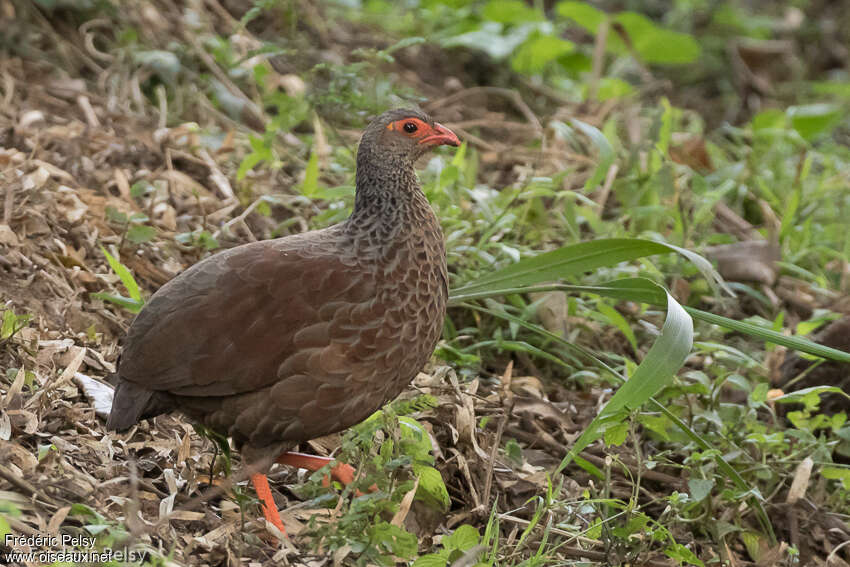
[276,451,377,493]
[250,473,287,537]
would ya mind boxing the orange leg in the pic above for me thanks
[251,473,286,535]
[276,451,357,486]
[251,452,375,538]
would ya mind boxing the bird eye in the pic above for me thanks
[403,122,418,133]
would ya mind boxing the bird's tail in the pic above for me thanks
[106,380,156,431]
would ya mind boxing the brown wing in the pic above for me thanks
[117,229,375,398]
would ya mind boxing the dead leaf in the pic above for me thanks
[707,240,780,285]
[0,224,20,246]
[0,411,10,441]
[56,186,89,224]
[786,457,813,504]
[22,166,51,191]
[73,373,114,419]
[390,476,419,527]
[530,291,568,336]
[47,505,70,534]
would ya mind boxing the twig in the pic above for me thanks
[198,148,236,201]
[0,463,44,499]
[497,513,600,546]
[183,30,265,131]
[588,19,609,101]
[79,18,115,63]
[426,86,542,133]
[594,163,618,207]
[2,69,16,110]
[212,196,267,240]
[3,178,14,225]
[482,362,514,508]
[610,22,654,84]
[204,0,243,33]
[447,126,499,152]
[76,95,100,128]
[155,84,168,130]
[7,516,41,537]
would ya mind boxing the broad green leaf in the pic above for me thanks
[821,466,850,489]
[511,33,574,74]
[614,12,701,64]
[126,224,156,244]
[482,0,541,24]
[604,421,629,446]
[556,1,606,32]
[688,478,714,502]
[1,311,31,340]
[596,77,635,101]
[399,416,433,462]
[442,22,533,60]
[412,554,450,567]
[369,521,417,558]
[100,247,142,301]
[443,524,480,551]
[810,81,850,98]
[787,103,842,140]
[752,109,787,131]
[665,543,705,566]
[236,151,263,181]
[413,464,450,511]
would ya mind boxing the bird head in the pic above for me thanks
[359,108,460,165]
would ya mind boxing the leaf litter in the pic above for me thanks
[0,1,848,566]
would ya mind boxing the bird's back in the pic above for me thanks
[107,216,447,452]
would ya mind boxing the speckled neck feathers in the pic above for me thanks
[346,112,438,252]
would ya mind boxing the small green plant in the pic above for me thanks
[105,206,157,246]
[91,247,145,313]
[175,229,220,251]
[0,309,31,342]
[305,397,449,564]
[413,524,482,566]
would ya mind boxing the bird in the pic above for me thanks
[106,108,460,535]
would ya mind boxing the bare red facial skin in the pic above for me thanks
[388,118,461,148]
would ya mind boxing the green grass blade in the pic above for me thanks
[451,238,725,298]
[453,278,850,363]
[648,400,776,544]
[100,246,142,302]
[554,283,693,475]
[571,118,614,192]
[467,299,777,544]
[89,292,144,314]
[685,307,850,362]
[462,287,779,543]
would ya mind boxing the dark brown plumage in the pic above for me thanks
[106,109,459,532]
